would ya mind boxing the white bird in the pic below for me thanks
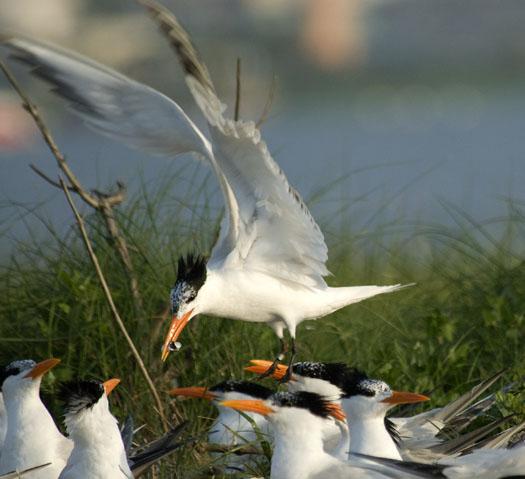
[246,360,351,459]
[338,374,429,461]
[245,359,512,461]
[57,378,132,479]
[0,24,410,376]
[170,380,273,474]
[0,358,73,478]
[220,390,427,479]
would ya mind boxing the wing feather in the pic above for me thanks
[140,4,330,286]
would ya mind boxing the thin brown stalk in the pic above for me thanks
[0,60,144,313]
[200,443,262,456]
[234,57,241,121]
[59,177,170,431]
[0,59,171,428]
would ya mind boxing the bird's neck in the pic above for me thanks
[66,405,129,473]
[1,388,66,471]
[4,387,62,439]
[346,414,401,460]
[271,419,338,479]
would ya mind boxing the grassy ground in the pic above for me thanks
[0,170,524,477]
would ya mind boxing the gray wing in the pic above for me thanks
[139,1,330,287]
[0,35,210,158]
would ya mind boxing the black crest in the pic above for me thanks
[176,254,207,290]
[210,380,274,400]
[0,359,36,387]
[58,379,105,415]
[292,361,372,397]
[271,391,336,419]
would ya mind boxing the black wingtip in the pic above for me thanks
[350,453,448,479]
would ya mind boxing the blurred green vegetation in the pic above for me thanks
[0,167,524,477]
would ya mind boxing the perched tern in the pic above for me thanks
[57,378,132,479]
[246,360,352,459]
[0,359,73,478]
[220,391,426,479]
[246,359,512,461]
[1,29,410,376]
[338,373,429,460]
[170,380,273,474]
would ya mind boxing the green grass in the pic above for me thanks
[0,169,524,477]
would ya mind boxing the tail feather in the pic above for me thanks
[327,283,414,313]
[129,422,188,477]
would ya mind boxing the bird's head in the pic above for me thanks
[340,375,429,421]
[58,378,120,431]
[161,254,207,361]
[220,391,345,432]
[245,360,352,399]
[0,358,61,399]
[170,380,274,405]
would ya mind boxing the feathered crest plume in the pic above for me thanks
[176,253,207,289]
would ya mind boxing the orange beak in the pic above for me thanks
[244,359,291,381]
[326,402,346,421]
[24,358,61,380]
[381,390,430,405]
[169,386,216,401]
[219,399,275,416]
[103,378,121,396]
[161,309,194,362]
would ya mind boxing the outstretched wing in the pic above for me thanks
[140,1,329,287]
[0,35,240,250]
[1,36,210,157]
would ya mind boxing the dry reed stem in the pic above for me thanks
[0,59,173,430]
[0,60,144,313]
[234,57,241,121]
[59,177,170,431]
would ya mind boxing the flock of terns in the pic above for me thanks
[0,1,523,477]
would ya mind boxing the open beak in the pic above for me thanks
[244,359,292,381]
[24,358,61,380]
[381,390,430,405]
[170,386,216,401]
[103,378,121,396]
[326,402,346,421]
[219,399,275,416]
[161,309,194,362]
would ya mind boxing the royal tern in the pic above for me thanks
[220,391,427,479]
[246,360,351,459]
[338,374,429,460]
[170,380,273,474]
[1,29,410,376]
[246,359,512,461]
[0,359,73,478]
[57,378,132,479]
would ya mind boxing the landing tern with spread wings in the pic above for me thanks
[1,23,410,376]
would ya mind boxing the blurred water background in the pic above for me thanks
[1,0,525,255]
